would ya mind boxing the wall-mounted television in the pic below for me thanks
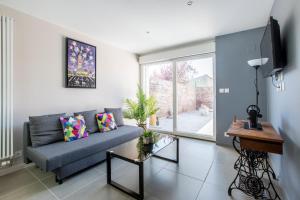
[260,16,285,77]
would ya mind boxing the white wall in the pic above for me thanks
[139,41,215,64]
[267,0,300,199]
[0,5,140,152]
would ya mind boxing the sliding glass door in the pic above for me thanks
[175,56,214,139]
[143,62,173,132]
[142,54,215,140]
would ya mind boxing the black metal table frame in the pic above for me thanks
[106,137,179,200]
[228,136,282,200]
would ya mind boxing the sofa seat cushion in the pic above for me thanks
[26,125,143,171]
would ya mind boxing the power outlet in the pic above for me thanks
[0,160,11,168]
[219,88,230,94]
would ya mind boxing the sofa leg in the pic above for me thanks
[55,176,63,185]
[24,158,31,164]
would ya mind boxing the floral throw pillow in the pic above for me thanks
[96,112,117,132]
[60,115,88,142]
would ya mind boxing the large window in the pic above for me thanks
[142,54,215,140]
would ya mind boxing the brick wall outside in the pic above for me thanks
[149,77,213,118]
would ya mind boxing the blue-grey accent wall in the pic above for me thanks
[267,0,300,199]
[216,27,267,145]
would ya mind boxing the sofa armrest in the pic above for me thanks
[23,122,32,163]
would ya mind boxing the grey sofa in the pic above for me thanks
[23,121,143,184]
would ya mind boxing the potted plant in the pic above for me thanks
[136,131,160,158]
[142,130,157,144]
[124,85,159,130]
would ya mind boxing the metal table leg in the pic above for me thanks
[106,137,179,200]
[152,137,179,163]
[106,151,144,200]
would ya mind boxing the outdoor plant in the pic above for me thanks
[124,85,159,130]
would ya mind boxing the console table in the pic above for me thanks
[226,120,284,200]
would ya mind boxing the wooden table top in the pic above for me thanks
[226,120,284,144]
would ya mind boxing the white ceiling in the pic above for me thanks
[0,0,274,54]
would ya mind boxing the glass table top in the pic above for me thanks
[108,134,177,162]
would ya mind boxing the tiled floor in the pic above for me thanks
[0,138,284,200]
[155,111,213,136]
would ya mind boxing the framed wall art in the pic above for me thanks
[66,38,96,88]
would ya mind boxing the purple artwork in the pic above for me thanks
[66,38,96,88]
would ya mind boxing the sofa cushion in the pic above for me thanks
[60,115,88,142]
[96,112,117,132]
[26,125,143,171]
[74,110,98,133]
[29,113,65,147]
[104,108,124,126]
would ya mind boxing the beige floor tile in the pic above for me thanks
[42,166,105,199]
[205,161,237,187]
[26,165,55,180]
[197,182,254,200]
[64,175,131,200]
[0,182,56,200]
[0,138,285,200]
[165,154,212,181]
[146,168,203,200]
[213,145,239,165]
[93,158,131,174]
[0,169,38,198]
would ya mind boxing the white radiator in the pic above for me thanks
[0,16,14,160]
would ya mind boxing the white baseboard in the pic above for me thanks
[0,155,34,177]
[0,163,26,176]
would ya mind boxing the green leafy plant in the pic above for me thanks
[142,130,160,144]
[124,85,159,129]
[143,130,155,138]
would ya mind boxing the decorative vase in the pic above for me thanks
[149,114,157,126]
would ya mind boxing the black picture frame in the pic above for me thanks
[65,37,97,88]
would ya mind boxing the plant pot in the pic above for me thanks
[143,143,154,153]
[149,114,157,126]
[143,136,154,144]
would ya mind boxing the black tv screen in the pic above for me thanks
[260,17,284,77]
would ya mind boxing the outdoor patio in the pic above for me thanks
[151,111,214,136]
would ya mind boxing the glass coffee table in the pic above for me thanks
[106,134,179,200]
